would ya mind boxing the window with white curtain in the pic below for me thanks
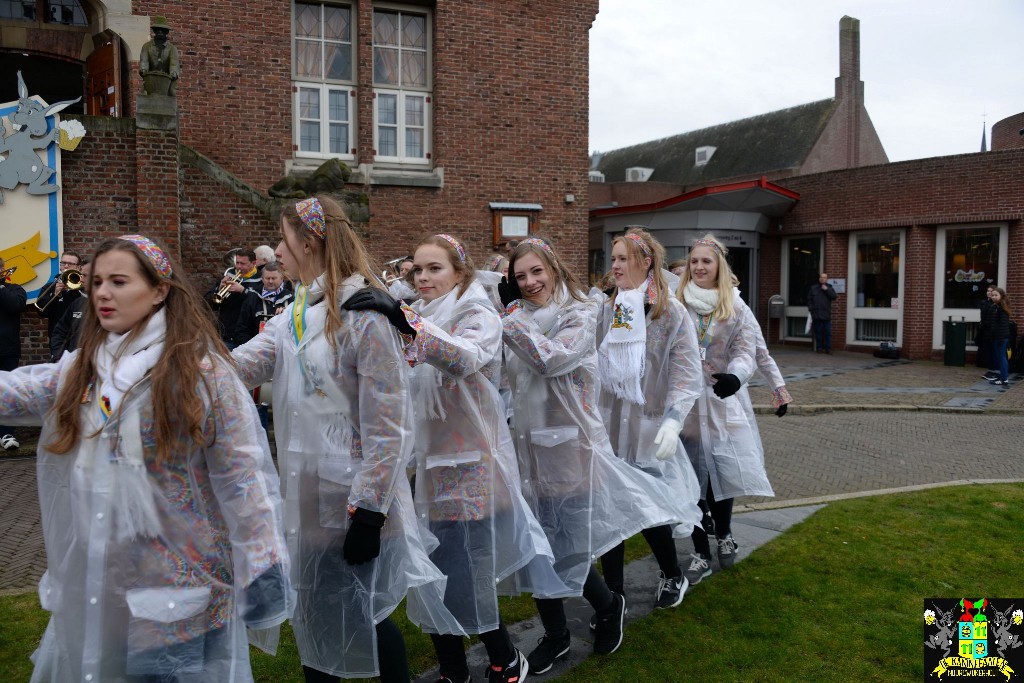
[293,1,355,160]
[372,6,431,165]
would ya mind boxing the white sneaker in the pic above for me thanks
[1,435,19,451]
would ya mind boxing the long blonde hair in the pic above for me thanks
[610,227,668,320]
[508,235,589,304]
[676,233,739,320]
[279,194,382,348]
[48,237,228,464]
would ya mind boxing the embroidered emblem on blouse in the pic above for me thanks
[611,302,634,331]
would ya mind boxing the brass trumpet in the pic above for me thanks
[212,268,244,305]
[34,268,83,311]
[381,256,409,286]
[0,265,15,282]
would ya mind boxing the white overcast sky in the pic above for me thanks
[589,0,1024,162]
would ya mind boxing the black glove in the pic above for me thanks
[343,287,414,336]
[775,403,788,418]
[498,276,522,308]
[343,507,386,565]
[243,563,288,626]
[711,373,741,399]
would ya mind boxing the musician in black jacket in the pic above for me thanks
[233,262,294,346]
[0,257,27,450]
[204,248,262,349]
[34,251,82,341]
[49,261,91,362]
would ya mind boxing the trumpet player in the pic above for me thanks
[204,248,263,350]
[0,256,27,451]
[386,256,417,302]
[34,251,83,341]
[49,260,91,362]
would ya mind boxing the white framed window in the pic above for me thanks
[846,230,905,346]
[780,235,824,339]
[931,223,1008,350]
[372,5,432,165]
[293,1,356,160]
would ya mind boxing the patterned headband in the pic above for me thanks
[296,197,326,240]
[120,234,172,279]
[521,237,553,254]
[693,238,725,257]
[626,233,652,258]
[435,234,466,262]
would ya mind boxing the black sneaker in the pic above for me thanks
[982,372,998,380]
[588,600,630,631]
[484,647,528,683]
[991,379,1009,386]
[654,571,687,609]
[717,534,739,568]
[593,592,626,655]
[526,632,569,675]
[682,552,712,587]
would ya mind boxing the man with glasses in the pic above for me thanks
[35,252,84,342]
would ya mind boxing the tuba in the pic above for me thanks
[34,268,83,311]
[212,268,244,305]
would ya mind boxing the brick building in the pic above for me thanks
[588,16,1023,360]
[1,0,599,362]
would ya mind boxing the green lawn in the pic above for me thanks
[2,483,1021,682]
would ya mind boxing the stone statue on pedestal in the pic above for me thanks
[139,16,180,97]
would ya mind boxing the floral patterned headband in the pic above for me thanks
[693,238,725,257]
[626,233,652,258]
[435,234,466,262]
[521,237,553,254]
[296,197,326,240]
[120,234,172,279]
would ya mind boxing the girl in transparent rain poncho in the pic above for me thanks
[0,235,293,682]
[345,234,565,683]
[497,237,700,675]
[231,197,461,683]
[596,228,704,613]
[676,234,775,589]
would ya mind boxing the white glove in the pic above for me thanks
[653,418,683,461]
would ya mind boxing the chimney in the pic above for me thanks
[835,16,862,104]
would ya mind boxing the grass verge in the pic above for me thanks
[3,484,1021,681]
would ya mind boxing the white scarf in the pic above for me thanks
[411,280,490,420]
[598,274,652,405]
[683,280,719,315]
[93,307,167,542]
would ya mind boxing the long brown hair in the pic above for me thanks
[992,287,1013,316]
[279,194,382,349]
[610,227,669,320]
[508,235,589,304]
[414,234,477,298]
[48,237,229,463]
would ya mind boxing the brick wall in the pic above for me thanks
[767,148,1024,359]
[992,113,1024,151]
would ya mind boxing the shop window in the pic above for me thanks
[942,226,1000,309]
[293,1,356,160]
[372,5,431,165]
[849,230,903,345]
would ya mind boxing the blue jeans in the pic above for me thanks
[813,319,832,352]
[994,339,1009,381]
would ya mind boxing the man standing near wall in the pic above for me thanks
[35,251,83,343]
[205,248,263,350]
[0,257,27,450]
[808,272,838,354]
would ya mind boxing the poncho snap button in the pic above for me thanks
[96,513,104,520]
[168,601,175,609]
[89,597,97,605]
[85,675,93,681]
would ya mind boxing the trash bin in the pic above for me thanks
[943,318,967,367]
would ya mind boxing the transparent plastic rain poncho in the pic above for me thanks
[680,291,775,499]
[232,279,462,678]
[502,288,700,597]
[398,280,566,632]
[596,294,704,529]
[0,353,292,682]
[747,299,793,409]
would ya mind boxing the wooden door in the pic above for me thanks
[85,33,120,116]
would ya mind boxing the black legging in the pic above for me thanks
[600,524,681,594]
[691,481,733,557]
[431,622,515,681]
[534,566,614,636]
[302,617,410,683]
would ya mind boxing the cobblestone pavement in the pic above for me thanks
[3,348,1022,592]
